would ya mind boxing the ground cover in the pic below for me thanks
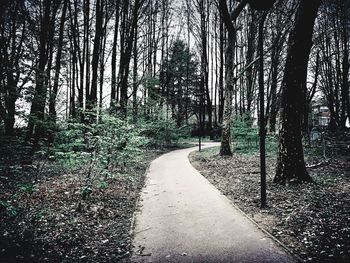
[190,140,350,263]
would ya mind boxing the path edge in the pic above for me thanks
[129,155,154,261]
[188,146,306,263]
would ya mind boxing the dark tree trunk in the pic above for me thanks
[87,0,103,117]
[1,1,27,136]
[111,0,120,109]
[84,0,90,119]
[245,8,256,116]
[274,0,321,185]
[49,0,68,122]
[4,76,17,136]
[132,21,138,123]
[340,5,349,128]
[218,15,224,124]
[27,0,53,142]
[269,47,279,133]
[199,0,212,131]
[118,0,141,119]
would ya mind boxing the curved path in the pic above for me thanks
[131,143,296,263]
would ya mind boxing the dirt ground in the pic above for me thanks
[190,146,350,263]
[0,148,170,263]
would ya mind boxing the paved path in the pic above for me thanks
[131,143,296,263]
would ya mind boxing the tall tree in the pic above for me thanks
[110,0,121,109]
[0,0,29,135]
[27,0,58,143]
[218,0,248,156]
[49,0,69,122]
[117,0,143,118]
[86,0,103,119]
[274,0,321,185]
[198,0,212,131]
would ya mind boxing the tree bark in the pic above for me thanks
[132,20,138,123]
[274,0,321,185]
[111,0,121,109]
[219,0,248,156]
[49,0,68,122]
[87,0,103,118]
[27,0,53,142]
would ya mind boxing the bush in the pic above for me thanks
[231,114,277,155]
[54,114,147,173]
[140,118,190,147]
[232,114,259,151]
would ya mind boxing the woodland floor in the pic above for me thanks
[190,143,350,263]
[0,143,189,263]
[1,138,349,263]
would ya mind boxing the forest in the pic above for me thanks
[0,0,349,262]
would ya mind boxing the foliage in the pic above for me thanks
[231,114,278,155]
[139,118,191,147]
[53,114,191,202]
[232,114,259,152]
[160,39,200,126]
[0,200,19,218]
[55,114,147,172]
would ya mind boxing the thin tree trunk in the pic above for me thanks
[51,0,68,122]
[219,0,248,156]
[132,22,138,123]
[87,0,103,118]
[111,0,120,109]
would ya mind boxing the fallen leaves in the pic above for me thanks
[190,146,350,263]
[0,149,169,263]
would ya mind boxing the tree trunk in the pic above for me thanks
[118,0,141,119]
[218,0,248,156]
[274,0,321,185]
[111,0,120,109]
[269,47,279,133]
[220,29,235,156]
[132,21,138,123]
[87,0,103,118]
[27,0,52,142]
[49,0,68,122]
[245,8,256,117]
[218,15,224,124]
[340,4,349,128]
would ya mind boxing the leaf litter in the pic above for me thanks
[190,147,350,263]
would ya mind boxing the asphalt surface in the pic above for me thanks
[131,143,296,263]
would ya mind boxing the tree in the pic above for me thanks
[117,0,143,118]
[218,0,248,156]
[27,0,59,144]
[86,0,103,118]
[49,0,69,123]
[111,0,121,109]
[317,0,350,131]
[161,39,199,127]
[0,0,29,135]
[274,0,321,185]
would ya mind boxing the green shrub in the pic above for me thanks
[232,114,259,151]
[54,114,147,172]
[140,118,190,147]
[231,114,278,155]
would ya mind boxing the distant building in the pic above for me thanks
[312,105,330,127]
